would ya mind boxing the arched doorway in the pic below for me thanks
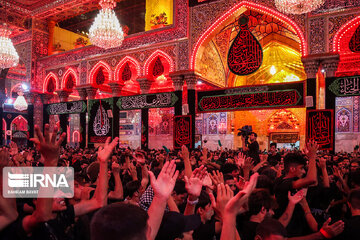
[191,2,307,150]
[10,115,28,148]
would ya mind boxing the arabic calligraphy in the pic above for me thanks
[174,116,192,149]
[198,90,300,112]
[307,110,333,150]
[329,76,360,96]
[48,101,86,115]
[118,93,178,110]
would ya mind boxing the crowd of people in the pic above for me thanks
[1,127,360,240]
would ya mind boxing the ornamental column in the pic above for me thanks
[55,90,71,102]
[24,92,36,147]
[41,93,54,130]
[302,57,320,110]
[108,82,124,140]
[138,78,150,150]
[85,86,98,100]
[184,73,196,149]
[75,87,87,148]
[322,54,340,110]
[108,82,124,97]
[170,73,184,116]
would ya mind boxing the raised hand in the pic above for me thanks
[209,183,234,219]
[184,165,207,198]
[243,156,254,170]
[97,137,119,163]
[288,189,305,205]
[320,218,344,238]
[181,145,189,160]
[30,124,66,166]
[210,170,224,186]
[319,156,327,169]
[112,162,121,174]
[149,160,179,201]
[306,140,318,159]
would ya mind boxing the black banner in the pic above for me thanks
[329,75,360,96]
[47,101,87,115]
[197,82,305,112]
[306,110,334,151]
[88,98,113,143]
[174,115,192,149]
[117,92,178,110]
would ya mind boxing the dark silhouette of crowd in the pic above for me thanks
[1,125,360,240]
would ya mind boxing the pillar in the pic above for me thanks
[25,92,36,148]
[76,88,88,149]
[76,87,88,101]
[59,114,68,146]
[41,93,53,130]
[302,57,320,110]
[138,78,150,150]
[55,90,71,102]
[85,86,98,100]
[184,73,196,149]
[48,20,56,55]
[171,74,184,116]
[108,82,124,97]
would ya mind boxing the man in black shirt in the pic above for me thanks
[243,132,260,165]
[268,142,281,166]
[337,188,360,239]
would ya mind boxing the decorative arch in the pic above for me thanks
[190,1,307,70]
[89,61,112,87]
[43,72,59,93]
[333,15,360,53]
[268,109,300,132]
[72,130,80,143]
[10,115,28,132]
[143,50,175,79]
[336,107,351,133]
[115,56,141,83]
[62,67,78,91]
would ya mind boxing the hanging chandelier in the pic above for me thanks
[274,0,325,14]
[0,24,19,69]
[13,91,28,111]
[89,0,124,49]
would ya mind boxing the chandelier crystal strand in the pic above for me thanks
[13,92,28,111]
[0,24,19,69]
[89,0,124,49]
[275,0,325,14]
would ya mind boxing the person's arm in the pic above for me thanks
[292,141,318,189]
[241,136,249,151]
[108,162,123,200]
[243,157,254,181]
[300,197,318,232]
[221,173,259,240]
[139,164,149,195]
[183,166,207,215]
[147,160,179,240]
[278,190,305,227]
[167,196,180,213]
[318,157,330,188]
[23,124,66,233]
[289,218,344,240]
[74,137,118,216]
[182,145,192,178]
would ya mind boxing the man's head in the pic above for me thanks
[348,188,360,215]
[283,153,307,178]
[195,191,214,223]
[125,180,141,202]
[270,143,277,154]
[224,174,237,192]
[249,189,275,221]
[91,203,149,240]
[350,160,360,172]
[172,180,188,206]
[250,132,257,142]
[255,218,287,240]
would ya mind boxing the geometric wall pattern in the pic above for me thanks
[335,96,360,133]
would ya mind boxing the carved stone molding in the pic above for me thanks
[301,57,320,79]
[24,92,37,105]
[108,82,124,97]
[321,54,340,78]
[55,90,71,102]
[170,74,185,91]
[76,87,88,100]
[85,86,98,100]
[137,78,151,94]
[41,93,54,104]
[184,73,197,90]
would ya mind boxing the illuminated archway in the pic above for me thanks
[10,115,28,132]
[191,1,307,72]
[143,50,175,79]
[89,61,112,87]
[73,130,80,143]
[115,56,141,82]
[268,109,300,132]
[62,68,78,91]
[43,72,59,93]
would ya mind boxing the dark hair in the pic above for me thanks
[283,153,306,174]
[224,174,234,182]
[248,189,274,216]
[91,203,148,240]
[256,174,274,195]
[221,163,239,175]
[270,143,277,148]
[348,188,360,210]
[173,180,187,195]
[255,218,287,239]
[195,190,211,212]
[251,132,258,138]
[125,180,141,198]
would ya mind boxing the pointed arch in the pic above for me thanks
[333,15,360,53]
[190,1,307,70]
[143,50,175,78]
[89,61,112,86]
[10,115,28,132]
[72,130,80,143]
[43,72,59,93]
[115,56,141,83]
[62,67,79,90]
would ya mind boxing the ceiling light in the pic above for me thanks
[270,66,277,75]
[0,24,19,69]
[89,0,124,49]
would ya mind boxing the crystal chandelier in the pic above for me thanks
[89,0,124,49]
[275,0,325,14]
[0,24,19,69]
[14,92,28,111]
